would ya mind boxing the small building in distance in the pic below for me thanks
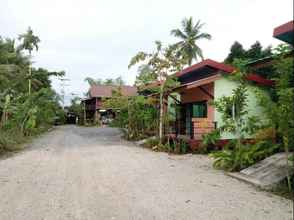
[82,85,137,124]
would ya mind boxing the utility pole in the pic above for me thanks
[59,78,70,109]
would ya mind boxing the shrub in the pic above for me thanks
[143,137,160,149]
[210,140,279,171]
[143,136,189,154]
[254,127,276,142]
[179,139,188,154]
[199,129,221,153]
[0,129,26,153]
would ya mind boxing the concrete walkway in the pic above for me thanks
[0,125,292,220]
[228,152,294,189]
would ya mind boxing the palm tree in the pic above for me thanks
[18,27,40,94]
[84,77,102,86]
[171,17,211,66]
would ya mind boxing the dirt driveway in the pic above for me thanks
[0,125,292,220]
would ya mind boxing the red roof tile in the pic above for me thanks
[176,59,235,77]
[273,21,294,37]
[176,59,274,86]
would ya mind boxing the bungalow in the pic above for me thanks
[168,59,273,144]
[167,20,293,146]
[82,85,137,123]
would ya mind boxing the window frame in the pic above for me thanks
[190,100,208,118]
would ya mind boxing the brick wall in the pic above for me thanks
[192,118,215,140]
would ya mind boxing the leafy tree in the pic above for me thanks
[103,90,158,140]
[224,41,246,64]
[134,64,157,87]
[84,77,103,86]
[84,76,125,87]
[256,44,294,190]
[245,41,272,61]
[114,76,125,86]
[170,17,211,66]
[104,78,115,85]
[129,41,185,143]
[68,97,83,124]
[0,30,65,151]
[32,68,64,91]
[212,81,249,146]
[18,27,40,94]
[225,41,272,64]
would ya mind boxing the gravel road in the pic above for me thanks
[0,125,292,220]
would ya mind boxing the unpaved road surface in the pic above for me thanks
[0,125,292,220]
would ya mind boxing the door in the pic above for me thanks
[185,104,192,137]
[185,101,208,138]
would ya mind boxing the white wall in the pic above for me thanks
[214,77,268,139]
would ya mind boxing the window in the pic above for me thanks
[191,101,207,118]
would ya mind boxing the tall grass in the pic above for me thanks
[0,129,27,154]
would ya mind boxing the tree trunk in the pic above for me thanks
[159,83,164,144]
[283,134,292,192]
[0,95,10,127]
[83,101,86,125]
[127,98,131,139]
[28,54,32,95]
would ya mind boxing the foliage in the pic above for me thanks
[210,140,279,171]
[17,27,40,54]
[143,136,189,154]
[254,44,293,190]
[143,137,160,149]
[0,128,26,153]
[103,90,158,140]
[2,89,62,134]
[200,129,221,153]
[0,29,65,154]
[134,64,157,88]
[224,41,272,64]
[84,76,125,87]
[212,44,293,178]
[212,81,249,141]
[170,17,211,66]
[18,27,41,95]
[67,97,83,124]
[272,45,294,190]
[224,42,246,64]
[129,41,184,143]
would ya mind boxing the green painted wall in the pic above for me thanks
[214,77,268,139]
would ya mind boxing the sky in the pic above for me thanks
[1,0,293,103]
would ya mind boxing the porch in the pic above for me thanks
[168,74,220,141]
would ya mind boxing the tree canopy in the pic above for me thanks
[84,76,125,87]
[224,41,272,64]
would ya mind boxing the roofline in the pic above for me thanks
[176,59,273,86]
[273,20,294,38]
[176,59,235,77]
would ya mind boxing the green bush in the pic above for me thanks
[179,139,188,154]
[0,129,26,153]
[143,137,160,149]
[143,136,189,154]
[104,95,158,141]
[210,140,279,171]
[199,129,221,153]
